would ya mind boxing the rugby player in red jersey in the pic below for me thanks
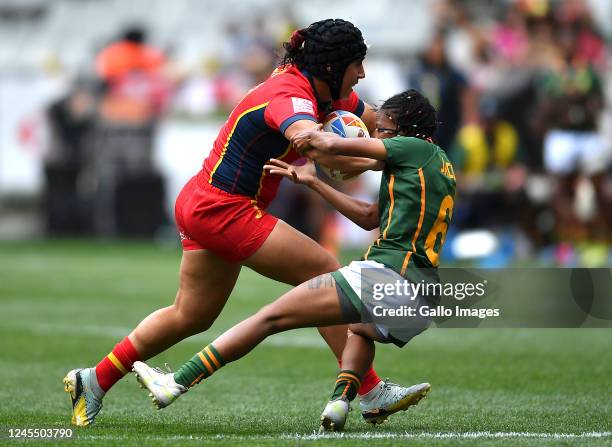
[63,19,420,426]
[132,90,453,431]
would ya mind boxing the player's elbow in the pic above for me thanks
[361,217,379,232]
[360,205,379,231]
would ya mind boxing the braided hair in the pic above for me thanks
[380,89,438,141]
[281,19,367,99]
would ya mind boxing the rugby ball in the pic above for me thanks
[318,111,369,181]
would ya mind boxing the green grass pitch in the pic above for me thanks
[0,240,611,446]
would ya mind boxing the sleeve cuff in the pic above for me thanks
[382,138,394,164]
[279,114,318,135]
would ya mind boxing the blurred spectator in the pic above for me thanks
[470,3,541,169]
[238,15,278,85]
[90,25,173,237]
[491,3,530,65]
[554,0,606,70]
[537,17,607,244]
[96,26,166,83]
[453,96,521,176]
[407,30,476,151]
[43,81,96,235]
[96,26,172,122]
[451,95,528,232]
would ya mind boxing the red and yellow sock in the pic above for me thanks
[95,337,140,392]
[359,367,381,395]
[338,359,381,396]
[173,344,225,388]
[331,370,361,402]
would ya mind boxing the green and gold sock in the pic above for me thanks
[330,370,361,402]
[173,344,225,388]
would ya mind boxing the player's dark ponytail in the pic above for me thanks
[282,29,306,61]
[289,30,305,50]
[380,89,438,141]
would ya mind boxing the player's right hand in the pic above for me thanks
[291,126,337,156]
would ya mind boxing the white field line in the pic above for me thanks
[2,321,327,347]
[79,432,612,441]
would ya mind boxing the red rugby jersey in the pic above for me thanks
[200,64,365,209]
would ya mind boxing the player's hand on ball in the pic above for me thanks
[291,126,337,156]
[264,158,317,186]
[290,125,320,154]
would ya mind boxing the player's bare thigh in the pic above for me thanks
[262,274,346,329]
[211,273,346,361]
[234,274,346,337]
[128,249,241,357]
[175,249,241,313]
[243,219,340,286]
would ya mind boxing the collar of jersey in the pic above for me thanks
[299,68,332,117]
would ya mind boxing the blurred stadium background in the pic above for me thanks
[1,1,611,443]
[0,0,610,265]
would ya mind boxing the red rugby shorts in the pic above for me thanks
[174,174,278,263]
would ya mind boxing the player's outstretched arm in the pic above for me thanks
[285,122,382,173]
[292,130,387,161]
[265,159,379,231]
[314,153,383,174]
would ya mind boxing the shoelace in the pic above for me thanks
[382,378,401,390]
[152,363,174,375]
[371,378,401,400]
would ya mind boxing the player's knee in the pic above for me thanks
[258,304,292,334]
[174,306,213,336]
[322,255,342,273]
[318,250,341,272]
[298,253,340,284]
[349,323,386,343]
[348,324,364,337]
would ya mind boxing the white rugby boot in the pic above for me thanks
[360,380,430,425]
[319,397,350,432]
[132,361,187,409]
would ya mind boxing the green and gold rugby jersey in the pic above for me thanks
[364,136,456,276]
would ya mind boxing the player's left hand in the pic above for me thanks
[264,158,317,186]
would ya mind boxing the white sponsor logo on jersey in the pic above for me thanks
[291,97,315,115]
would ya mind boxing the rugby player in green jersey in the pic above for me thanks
[133,89,456,431]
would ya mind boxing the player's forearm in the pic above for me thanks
[308,178,379,231]
[327,137,387,160]
[315,153,382,171]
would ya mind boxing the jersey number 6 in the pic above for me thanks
[425,195,454,267]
